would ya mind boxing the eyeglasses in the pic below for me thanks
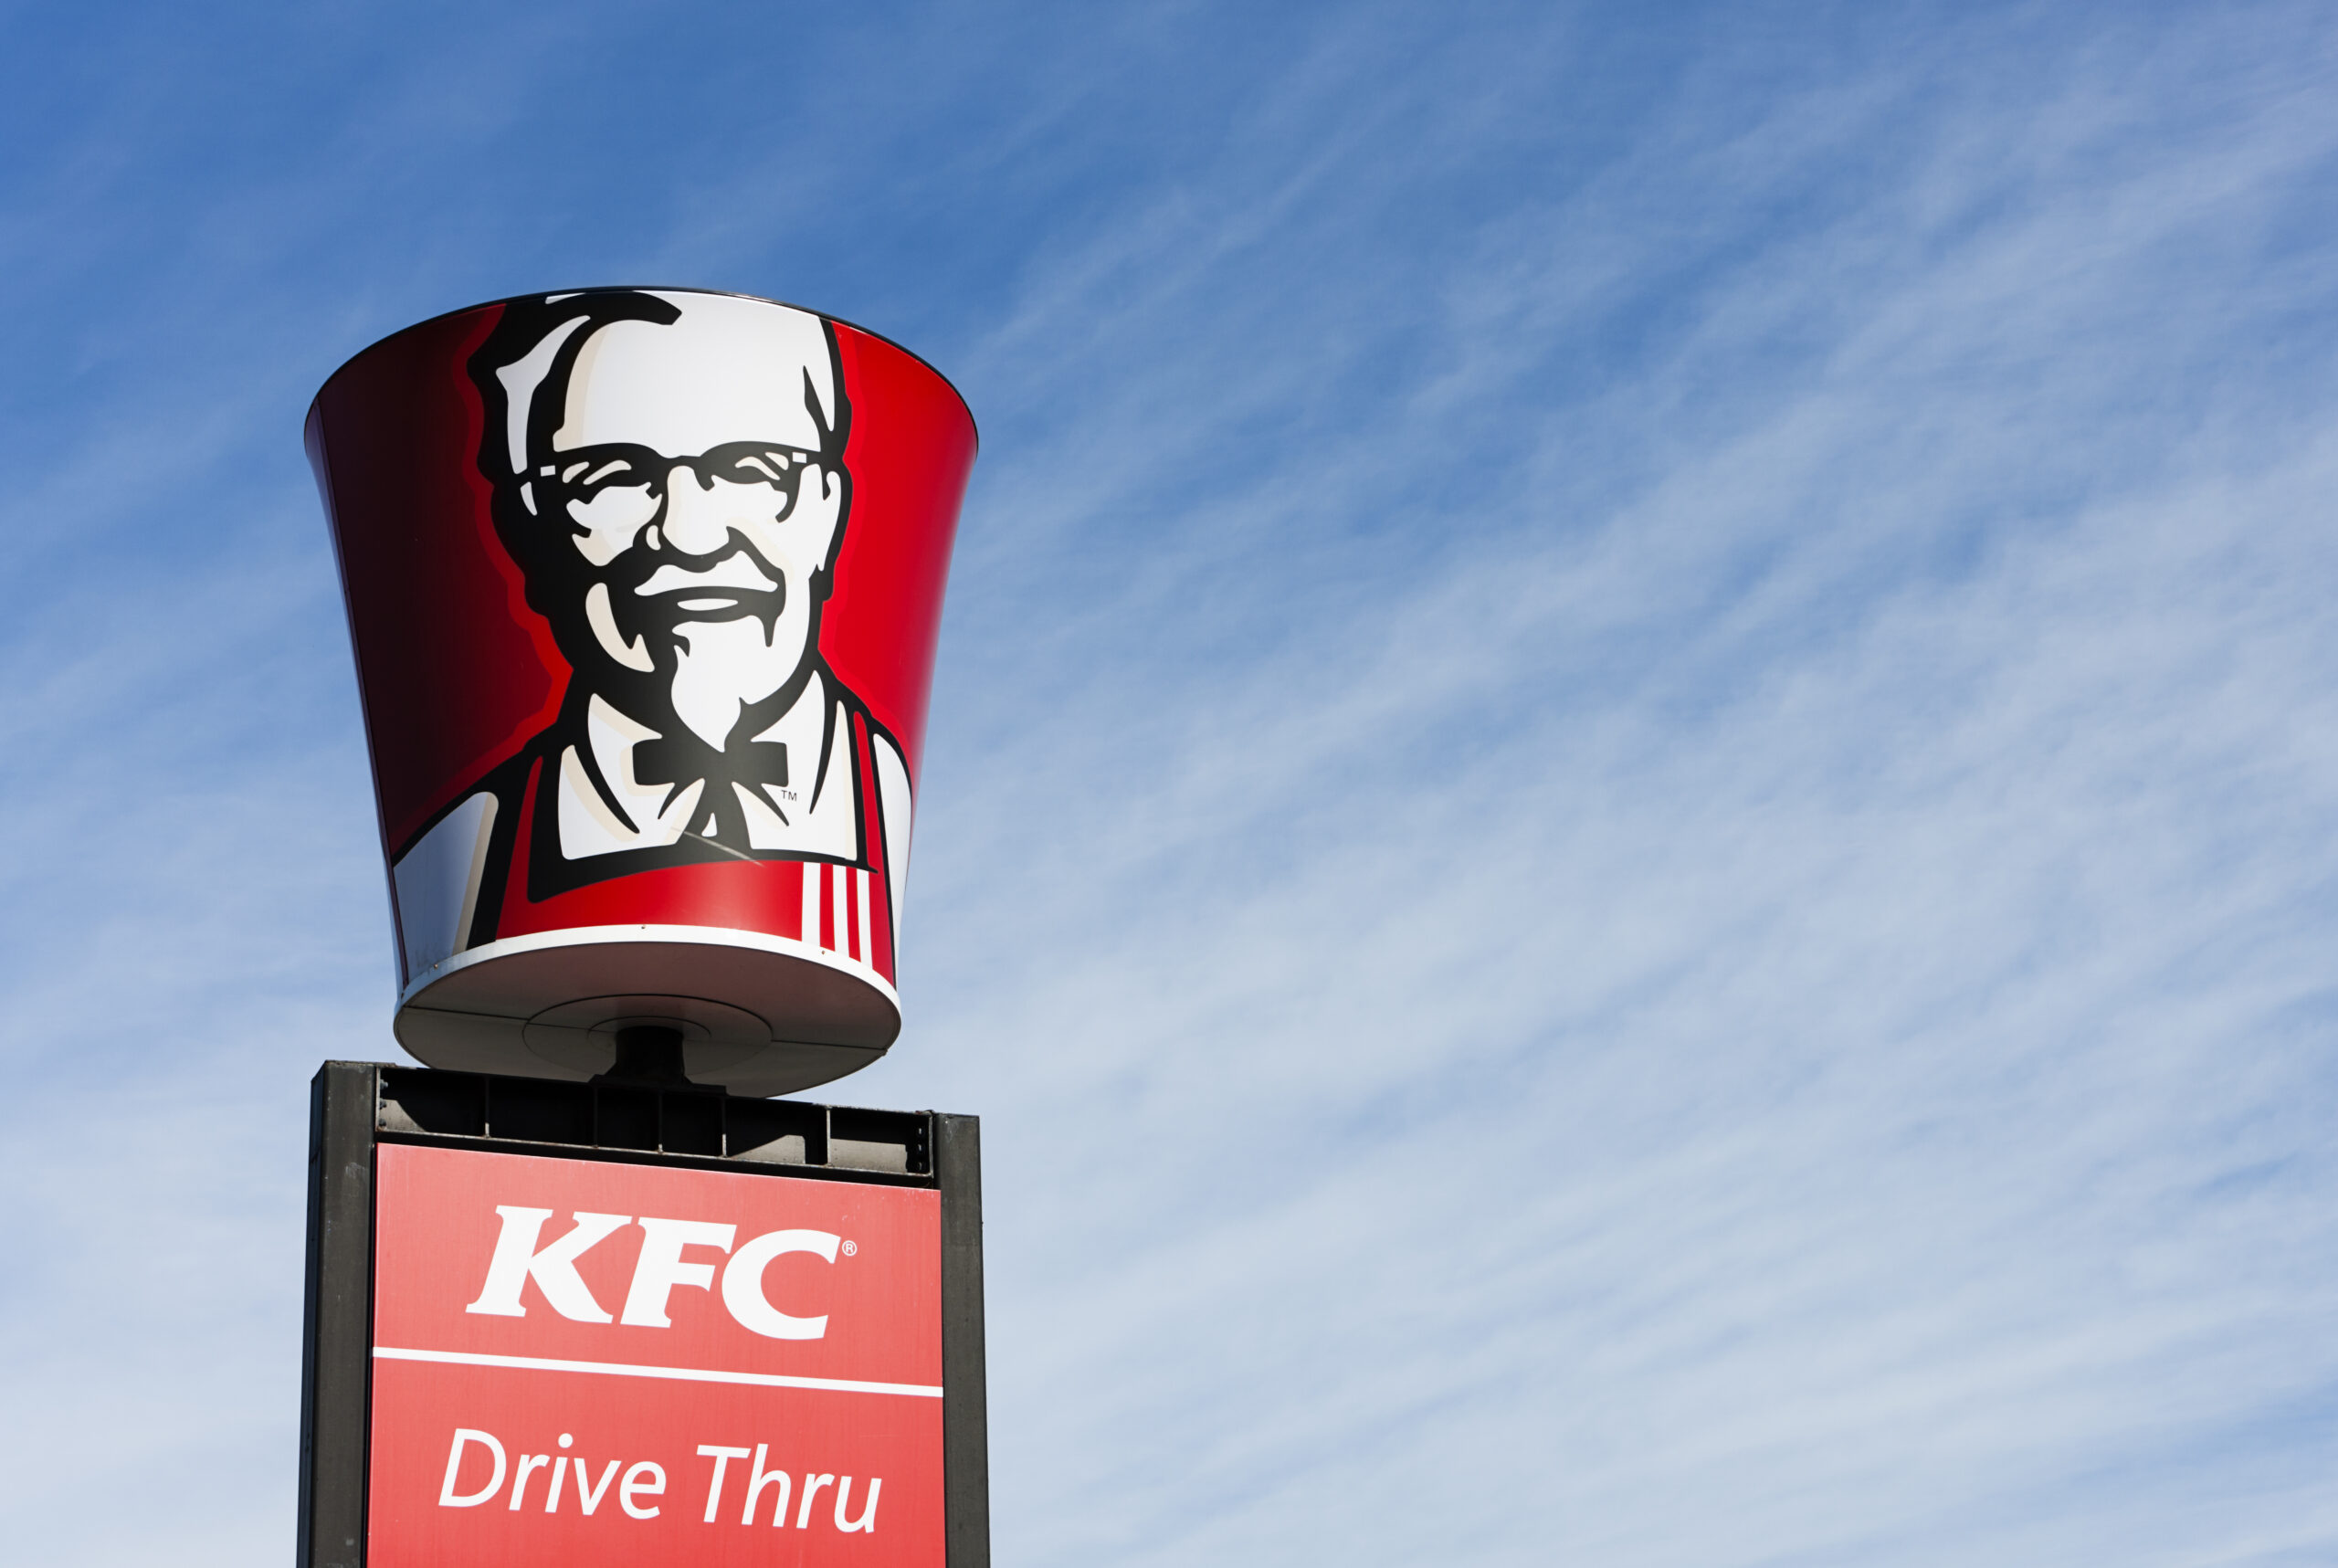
[537,442,823,513]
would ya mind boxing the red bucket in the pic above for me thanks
[308,289,974,1094]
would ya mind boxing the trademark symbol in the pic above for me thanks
[841,1239,858,1257]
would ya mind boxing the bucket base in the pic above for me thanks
[393,931,899,1097]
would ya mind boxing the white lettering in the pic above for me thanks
[466,1207,632,1321]
[436,1427,689,1522]
[623,1218,738,1327]
[575,1458,620,1515]
[437,1429,505,1508]
[621,1460,665,1519]
[742,1444,792,1526]
[696,1444,751,1522]
[721,1229,839,1340]
[795,1472,835,1530]
[835,1475,880,1533]
[509,1454,552,1510]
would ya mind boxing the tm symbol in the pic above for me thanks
[841,1239,858,1257]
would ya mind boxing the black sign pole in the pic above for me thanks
[299,1061,376,1568]
[937,1111,990,1564]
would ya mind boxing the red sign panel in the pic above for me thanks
[369,1143,943,1564]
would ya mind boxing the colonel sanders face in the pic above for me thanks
[485,292,852,752]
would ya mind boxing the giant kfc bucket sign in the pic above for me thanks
[308,289,975,1094]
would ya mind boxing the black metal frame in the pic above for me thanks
[296,1060,987,1566]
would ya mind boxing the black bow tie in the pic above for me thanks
[633,731,790,845]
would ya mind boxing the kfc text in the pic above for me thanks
[466,1205,843,1339]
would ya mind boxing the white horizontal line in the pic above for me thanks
[373,1345,943,1398]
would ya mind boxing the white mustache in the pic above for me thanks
[635,554,779,596]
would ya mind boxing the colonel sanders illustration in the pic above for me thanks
[387,290,913,983]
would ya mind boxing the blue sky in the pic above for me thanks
[3,1,2336,1561]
